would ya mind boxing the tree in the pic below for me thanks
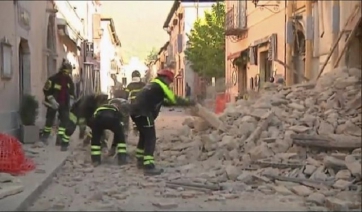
[185,2,225,79]
[146,47,158,63]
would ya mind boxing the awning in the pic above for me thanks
[227,48,249,60]
[56,18,78,44]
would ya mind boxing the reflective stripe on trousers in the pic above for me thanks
[135,148,144,158]
[58,127,65,135]
[117,143,127,153]
[91,145,101,155]
[62,134,70,143]
[143,155,154,165]
[43,126,52,133]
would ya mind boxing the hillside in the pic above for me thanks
[101,1,173,63]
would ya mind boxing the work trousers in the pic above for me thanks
[61,112,84,147]
[42,105,69,138]
[91,110,127,162]
[131,115,156,166]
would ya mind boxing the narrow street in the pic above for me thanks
[27,109,308,211]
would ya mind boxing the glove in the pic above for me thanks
[49,97,59,109]
[69,97,74,107]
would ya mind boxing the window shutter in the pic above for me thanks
[238,1,247,28]
[92,14,101,39]
[249,46,258,65]
[268,33,277,61]
[177,34,183,53]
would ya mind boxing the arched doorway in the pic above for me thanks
[46,15,57,77]
[18,39,31,99]
[292,21,306,84]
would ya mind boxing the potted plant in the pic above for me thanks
[19,94,39,144]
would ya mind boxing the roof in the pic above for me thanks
[162,0,221,28]
[101,17,121,47]
[158,41,170,55]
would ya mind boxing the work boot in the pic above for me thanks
[143,164,164,176]
[117,153,128,166]
[91,155,101,167]
[55,135,62,146]
[136,158,143,169]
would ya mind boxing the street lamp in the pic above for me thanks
[252,0,281,13]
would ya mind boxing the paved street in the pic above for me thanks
[26,109,308,211]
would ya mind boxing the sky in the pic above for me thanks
[101,1,174,63]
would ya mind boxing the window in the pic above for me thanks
[1,41,13,79]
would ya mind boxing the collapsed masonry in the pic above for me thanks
[156,67,362,211]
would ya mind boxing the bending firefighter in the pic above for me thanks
[130,69,195,175]
[125,70,146,135]
[59,94,108,151]
[41,60,75,145]
[90,99,129,166]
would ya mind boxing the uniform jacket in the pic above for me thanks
[125,81,146,102]
[43,72,75,107]
[130,77,189,119]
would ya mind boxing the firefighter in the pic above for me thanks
[89,100,128,166]
[60,93,108,151]
[106,98,131,154]
[130,69,195,175]
[125,70,146,135]
[41,60,75,145]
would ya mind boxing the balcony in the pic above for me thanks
[225,4,247,36]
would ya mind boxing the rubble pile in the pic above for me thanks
[156,67,362,211]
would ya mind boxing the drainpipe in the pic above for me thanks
[331,0,340,67]
[305,0,313,80]
[285,1,294,85]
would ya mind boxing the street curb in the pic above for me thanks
[15,152,69,211]
[0,148,70,212]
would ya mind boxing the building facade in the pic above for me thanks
[99,17,122,96]
[0,0,103,137]
[225,0,285,102]
[225,1,361,102]
[163,0,213,98]
[0,1,58,135]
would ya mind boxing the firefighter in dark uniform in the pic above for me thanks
[125,70,146,134]
[41,60,75,145]
[130,69,195,175]
[60,93,108,151]
[85,100,128,166]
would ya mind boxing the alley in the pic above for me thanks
[27,109,307,211]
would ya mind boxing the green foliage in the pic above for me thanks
[19,94,39,125]
[146,47,158,63]
[185,2,225,79]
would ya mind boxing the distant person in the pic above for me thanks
[185,83,191,99]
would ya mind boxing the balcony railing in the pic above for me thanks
[225,4,247,36]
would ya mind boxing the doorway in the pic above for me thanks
[237,64,247,96]
[259,50,272,88]
[293,22,306,84]
[18,39,31,99]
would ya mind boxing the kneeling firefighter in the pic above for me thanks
[59,93,109,151]
[130,69,195,175]
[125,70,146,135]
[41,60,75,145]
[90,99,129,166]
